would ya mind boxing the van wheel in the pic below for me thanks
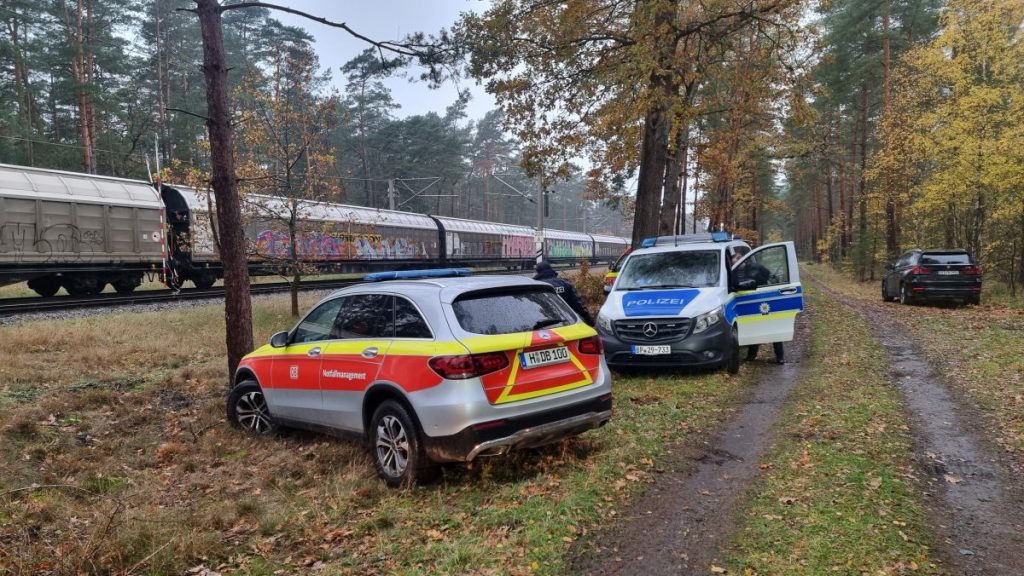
[724,326,740,375]
[370,400,439,487]
[227,380,278,435]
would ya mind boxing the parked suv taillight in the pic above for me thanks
[578,335,603,355]
[429,353,509,379]
[962,265,983,276]
[910,265,932,275]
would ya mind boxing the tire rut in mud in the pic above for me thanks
[571,309,813,575]
[813,280,1024,576]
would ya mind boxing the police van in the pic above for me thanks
[594,232,803,373]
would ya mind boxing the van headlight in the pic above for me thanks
[692,307,722,334]
[596,313,613,334]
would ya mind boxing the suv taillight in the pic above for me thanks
[910,265,932,275]
[429,353,509,379]
[963,265,982,276]
[578,335,603,355]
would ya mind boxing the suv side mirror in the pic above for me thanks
[270,331,289,348]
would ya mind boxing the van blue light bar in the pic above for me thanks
[364,268,472,282]
[640,237,657,248]
[710,231,731,242]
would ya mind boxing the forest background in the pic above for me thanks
[1,0,1022,293]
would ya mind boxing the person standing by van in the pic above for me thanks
[534,261,595,325]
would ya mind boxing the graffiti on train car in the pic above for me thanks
[0,222,102,263]
[502,234,534,258]
[547,239,591,258]
[254,230,429,260]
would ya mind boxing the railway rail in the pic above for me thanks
[0,265,604,316]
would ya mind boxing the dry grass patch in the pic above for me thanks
[1,291,755,575]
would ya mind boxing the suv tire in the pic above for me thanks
[370,400,439,487]
[899,284,914,305]
[227,380,278,435]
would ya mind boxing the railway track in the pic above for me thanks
[0,265,603,316]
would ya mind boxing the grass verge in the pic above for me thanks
[803,262,1024,459]
[0,294,750,575]
[720,286,943,575]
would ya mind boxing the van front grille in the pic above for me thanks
[613,318,690,343]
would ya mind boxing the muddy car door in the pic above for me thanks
[729,241,803,346]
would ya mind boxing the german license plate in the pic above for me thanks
[632,345,671,355]
[521,346,570,369]
[937,270,959,275]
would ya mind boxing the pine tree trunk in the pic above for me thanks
[882,1,899,262]
[196,0,255,378]
[837,110,847,260]
[658,126,687,236]
[633,105,669,247]
[62,0,95,173]
[858,84,869,281]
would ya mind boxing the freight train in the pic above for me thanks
[0,164,629,297]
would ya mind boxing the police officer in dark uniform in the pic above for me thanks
[534,260,594,325]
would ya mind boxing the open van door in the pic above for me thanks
[729,241,803,346]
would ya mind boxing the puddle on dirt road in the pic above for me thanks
[817,282,1024,576]
[572,312,812,575]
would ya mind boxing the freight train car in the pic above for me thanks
[162,185,444,287]
[1,164,631,296]
[0,163,166,295]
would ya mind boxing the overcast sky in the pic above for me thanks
[271,0,496,121]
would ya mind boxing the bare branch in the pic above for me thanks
[167,107,210,122]
[218,2,437,59]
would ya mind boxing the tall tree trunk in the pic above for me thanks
[62,0,95,173]
[196,0,254,378]
[658,126,687,236]
[837,110,847,260]
[857,83,869,280]
[882,1,899,262]
[677,135,690,235]
[8,14,36,163]
[633,105,669,247]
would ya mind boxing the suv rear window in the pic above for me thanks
[920,252,972,265]
[452,288,577,335]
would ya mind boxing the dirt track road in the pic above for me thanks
[573,280,1024,575]
[572,305,812,574]
[817,281,1024,576]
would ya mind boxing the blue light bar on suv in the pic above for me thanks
[364,268,472,282]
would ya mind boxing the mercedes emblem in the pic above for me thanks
[642,322,659,338]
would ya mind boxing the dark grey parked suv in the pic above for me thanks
[882,249,982,305]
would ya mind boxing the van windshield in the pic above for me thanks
[617,250,721,290]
